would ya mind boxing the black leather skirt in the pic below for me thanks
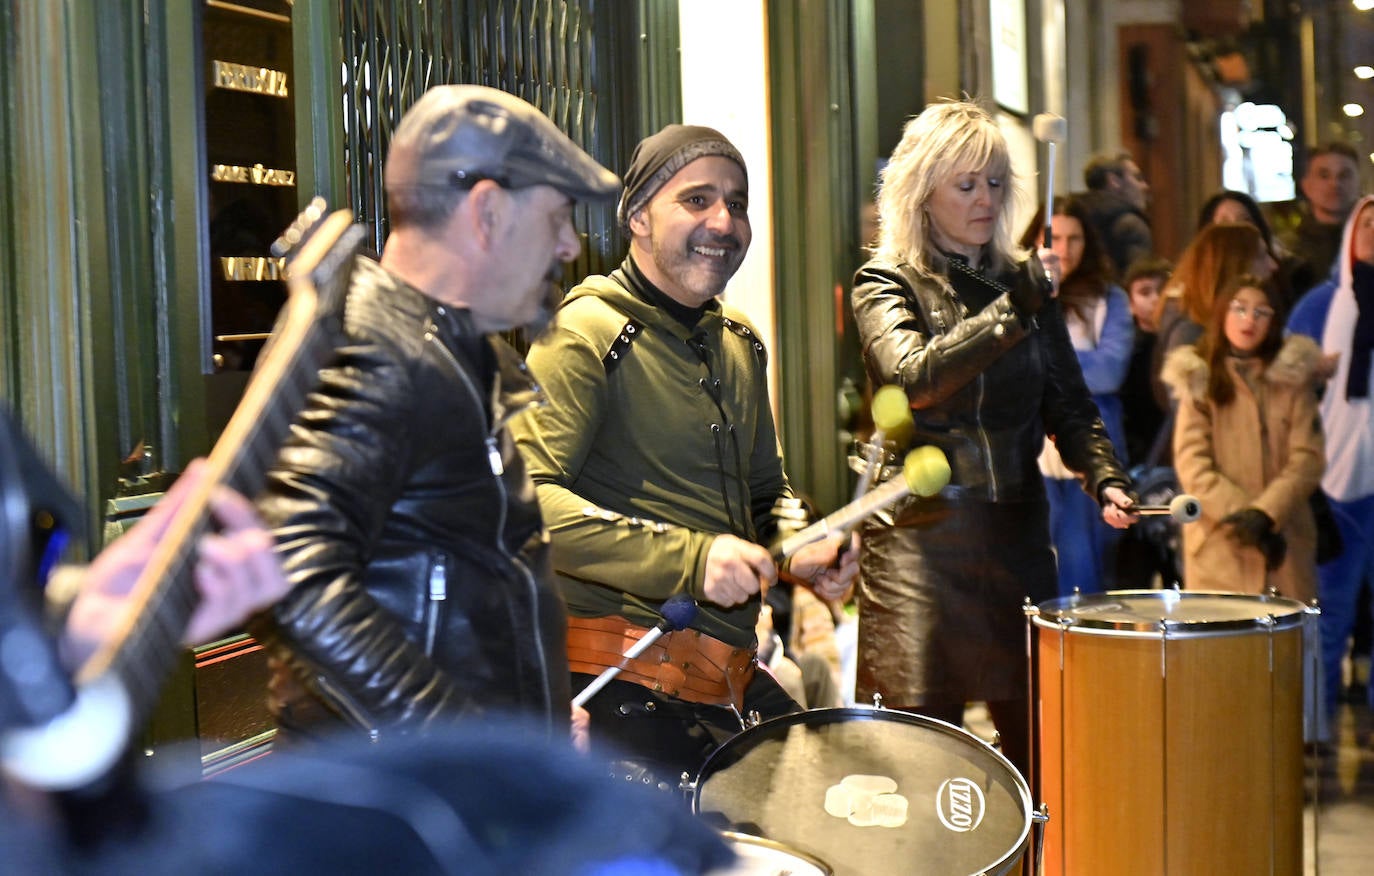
[856,496,1057,706]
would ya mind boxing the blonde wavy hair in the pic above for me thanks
[875,100,1024,279]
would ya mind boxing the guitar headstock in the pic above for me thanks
[270,196,331,260]
[272,197,367,329]
[226,202,365,503]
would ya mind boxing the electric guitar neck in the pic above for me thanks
[3,199,364,791]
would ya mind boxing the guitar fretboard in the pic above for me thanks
[76,210,364,751]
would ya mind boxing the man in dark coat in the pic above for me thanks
[252,86,619,745]
[1077,151,1153,280]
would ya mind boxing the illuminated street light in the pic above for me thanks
[1357,66,1374,79]
[1344,103,1366,117]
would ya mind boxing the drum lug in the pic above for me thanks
[678,771,700,808]
[1032,803,1049,824]
[871,692,885,709]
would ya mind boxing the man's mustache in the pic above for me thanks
[691,233,743,253]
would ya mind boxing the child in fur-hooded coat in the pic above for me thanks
[1162,321,1324,601]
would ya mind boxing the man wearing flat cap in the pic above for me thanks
[512,124,859,783]
[253,85,619,745]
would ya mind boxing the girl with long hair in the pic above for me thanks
[1151,221,1278,411]
[1161,274,1323,599]
[1197,189,1312,313]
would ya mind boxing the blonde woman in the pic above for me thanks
[850,100,1134,779]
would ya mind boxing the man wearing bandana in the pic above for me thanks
[1288,195,1374,727]
[513,125,859,785]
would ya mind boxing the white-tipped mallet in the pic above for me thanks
[1133,494,1202,524]
[1032,113,1067,247]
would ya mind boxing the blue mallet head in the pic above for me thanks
[660,594,699,631]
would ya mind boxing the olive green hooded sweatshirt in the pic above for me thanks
[512,257,794,646]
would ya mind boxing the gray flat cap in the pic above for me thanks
[385,85,620,202]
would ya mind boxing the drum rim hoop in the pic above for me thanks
[718,831,834,874]
[1031,588,1309,633]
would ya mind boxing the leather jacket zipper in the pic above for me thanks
[426,329,554,726]
[429,334,515,546]
[424,553,448,656]
[486,436,504,476]
[943,276,1000,500]
[975,372,999,500]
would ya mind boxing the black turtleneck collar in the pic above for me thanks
[938,248,1003,311]
[620,255,711,330]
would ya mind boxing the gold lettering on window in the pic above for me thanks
[212,60,289,97]
[211,163,296,186]
[220,257,286,281]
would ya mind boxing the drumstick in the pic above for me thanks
[853,385,915,505]
[1132,494,1202,524]
[1032,113,1067,248]
[776,446,950,560]
[829,386,915,568]
[571,594,699,708]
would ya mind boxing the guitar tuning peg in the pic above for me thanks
[271,197,333,259]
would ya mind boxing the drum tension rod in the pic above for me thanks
[1263,614,1276,672]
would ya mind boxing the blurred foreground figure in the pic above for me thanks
[1,411,729,875]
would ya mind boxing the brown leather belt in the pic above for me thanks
[567,614,756,711]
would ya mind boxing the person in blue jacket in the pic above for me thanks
[1288,194,1374,728]
[1024,198,1135,594]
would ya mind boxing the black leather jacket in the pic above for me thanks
[253,257,569,741]
[852,255,1128,504]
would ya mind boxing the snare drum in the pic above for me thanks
[691,707,1032,876]
[1031,590,1307,876]
[707,832,833,875]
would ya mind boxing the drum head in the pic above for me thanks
[693,708,1030,876]
[1033,589,1309,635]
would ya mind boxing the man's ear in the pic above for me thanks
[465,180,508,248]
[627,207,651,239]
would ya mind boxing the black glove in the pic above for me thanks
[1220,507,1275,548]
[1260,529,1288,571]
[1009,252,1053,318]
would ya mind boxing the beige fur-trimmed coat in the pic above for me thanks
[1160,335,1325,601]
